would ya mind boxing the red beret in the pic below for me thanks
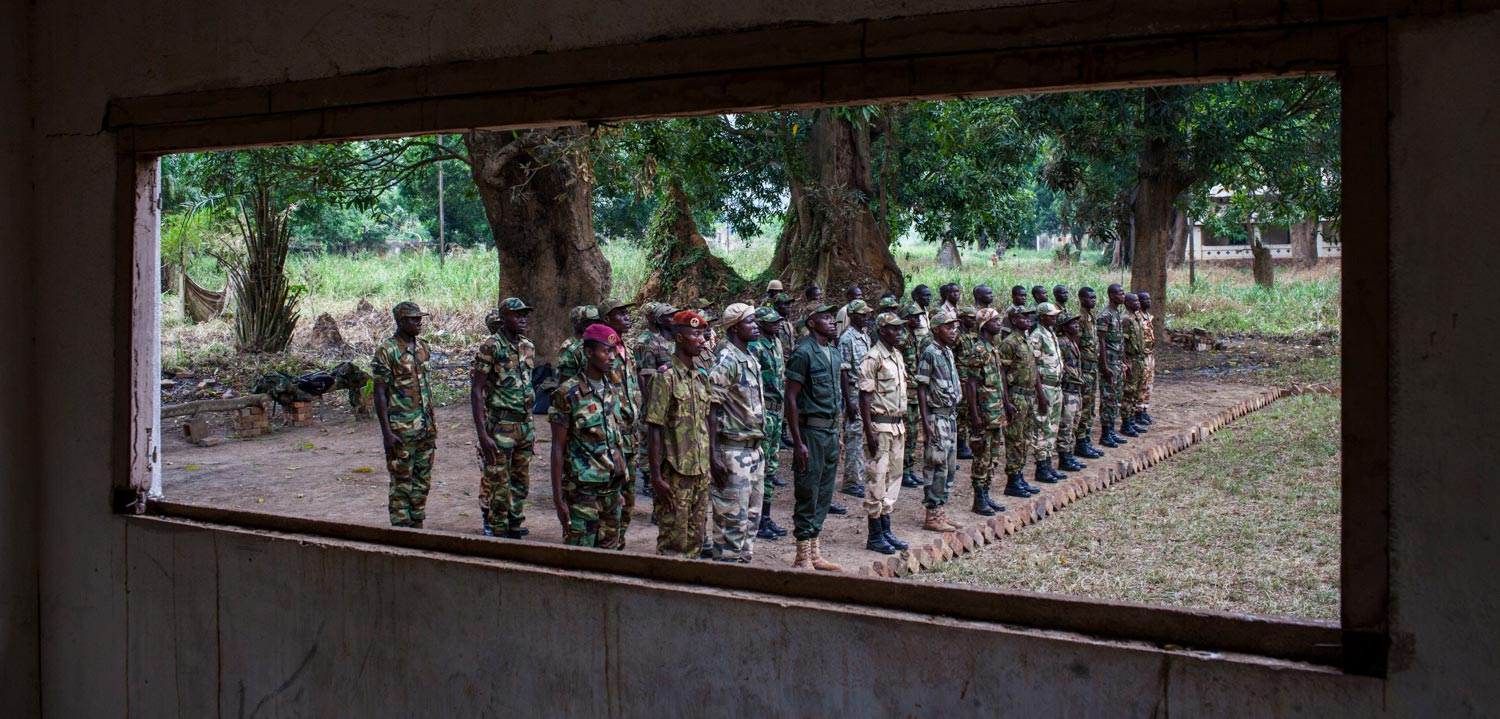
[581,324,619,347]
[672,310,707,329]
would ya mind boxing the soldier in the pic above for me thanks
[762,279,785,309]
[1096,284,1131,447]
[963,308,1014,513]
[772,292,796,362]
[972,284,994,311]
[837,299,873,499]
[470,297,536,539]
[599,297,643,549]
[898,302,931,489]
[1135,291,1157,426]
[646,311,712,558]
[1056,315,1088,473]
[910,284,933,340]
[834,285,864,338]
[752,307,790,539]
[1030,285,1048,308]
[1122,293,1149,436]
[916,309,963,532]
[634,302,678,496]
[554,305,601,395]
[953,305,979,461]
[548,324,629,547]
[1072,287,1105,459]
[1052,285,1073,322]
[857,311,910,555]
[938,282,961,317]
[999,307,1046,498]
[1009,285,1028,312]
[785,303,844,571]
[707,303,767,563]
[1029,302,1069,485]
[372,301,437,528]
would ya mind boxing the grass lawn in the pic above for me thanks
[918,392,1341,620]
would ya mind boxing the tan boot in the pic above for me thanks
[923,508,949,532]
[793,539,815,570]
[936,508,961,532]
[809,537,843,572]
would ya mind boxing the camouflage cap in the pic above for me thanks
[1034,301,1062,316]
[808,303,839,316]
[500,297,532,312]
[958,305,977,318]
[930,309,959,325]
[878,296,900,310]
[898,302,924,318]
[1058,314,1082,327]
[650,302,679,320]
[392,301,429,319]
[754,306,783,323]
[484,308,503,328]
[639,301,661,319]
[846,299,872,315]
[1006,305,1036,319]
[975,307,1002,326]
[873,312,908,330]
[569,305,601,324]
[598,297,635,314]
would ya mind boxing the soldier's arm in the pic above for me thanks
[550,420,569,528]
[470,365,497,462]
[708,403,726,486]
[917,384,934,442]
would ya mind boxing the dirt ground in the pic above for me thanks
[160,345,1297,574]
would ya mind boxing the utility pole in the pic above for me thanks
[437,154,446,267]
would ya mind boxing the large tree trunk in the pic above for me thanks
[636,180,745,306]
[935,237,963,269]
[1131,137,1188,338]
[768,113,903,299]
[466,128,611,365]
[1251,236,1276,288]
[1166,205,1190,268]
[1290,217,1318,268]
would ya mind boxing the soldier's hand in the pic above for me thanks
[478,434,499,467]
[1101,367,1113,381]
[924,421,936,442]
[381,430,401,457]
[970,411,983,430]
[651,477,676,513]
[845,406,859,424]
[710,456,729,489]
[1004,401,1017,423]
[863,431,878,458]
[793,442,809,473]
[1038,396,1050,415]
[554,497,570,531]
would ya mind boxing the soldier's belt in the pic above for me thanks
[492,410,531,423]
[764,398,784,411]
[928,406,957,418]
[871,414,904,425]
[1040,377,1062,388]
[801,416,839,429]
[1007,386,1035,396]
[717,436,762,449]
[1063,382,1083,394]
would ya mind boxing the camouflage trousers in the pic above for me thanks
[386,429,437,527]
[1099,358,1125,424]
[792,424,839,541]
[477,419,533,535]
[863,428,905,518]
[841,415,865,490]
[956,405,971,456]
[923,413,958,508]
[600,451,636,551]
[655,466,708,558]
[1058,389,1081,453]
[1138,354,1155,411]
[1032,384,1063,462]
[902,401,922,478]
[1078,361,1099,441]
[1123,356,1146,414]
[762,408,784,500]
[562,477,625,548]
[711,443,765,562]
[1004,392,1037,474]
[969,422,1005,491]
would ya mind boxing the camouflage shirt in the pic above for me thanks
[635,330,676,380]
[954,328,980,381]
[998,331,1039,393]
[1123,312,1145,359]
[1061,335,1084,389]
[555,336,585,388]
[966,335,1009,428]
[1077,308,1099,365]
[1099,306,1127,362]
[548,374,628,484]
[837,326,873,413]
[708,341,766,443]
[1136,311,1156,354]
[750,336,785,407]
[372,335,434,436]
[902,331,933,403]
[915,341,961,412]
[606,343,642,449]
[856,340,907,433]
[1028,326,1064,383]
[472,331,535,420]
[645,354,711,476]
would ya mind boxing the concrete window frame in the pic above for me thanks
[109,5,1390,676]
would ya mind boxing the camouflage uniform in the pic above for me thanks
[837,322,873,492]
[1058,332,1084,454]
[1136,310,1156,413]
[554,305,601,399]
[602,334,643,549]
[373,335,436,527]
[953,311,980,452]
[1076,307,1101,442]
[1123,311,1147,414]
[900,304,933,480]
[916,339,962,508]
[645,354,712,558]
[998,331,1039,475]
[549,374,628,547]
[752,333,786,499]
[856,336,908,518]
[472,327,536,536]
[708,339,767,562]
[1029,323,1065,463]
[964,334,1009,491]
[1098,304,1127,425]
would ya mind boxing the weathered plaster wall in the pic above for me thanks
[10,1,1500,717]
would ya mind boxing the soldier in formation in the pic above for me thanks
[470,297,535,538]
[548,324,629,547]
[646,311,713,558]
[707,303,768,563]
[856,311,910,555]
[916,310,963,532]
[373,302,437,528]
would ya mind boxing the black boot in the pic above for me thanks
[1099,422,1120,447]
[757,501,780,540]
[1075,437,1103,459]
[866,517,896,554]
[641,474,653,497]
[1139,410,1155,425]
[841,482,867,498]
[1119,418,1140,437]
[901,472,922,488]
[1132,413,1150,432]
[880,515,909,551]
[771,474,787,488]
[1035,460,1059,484]
[957,435,975,460]
[1002,473,1031,498]
[971,489,997,515]
[983,488,1007,512]
[827,501,848,515]
[1082,436,1105,458]
[1059,450,1086,472]
[1046,458,1070,480]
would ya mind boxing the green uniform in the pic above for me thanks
[954,327,980,450]
[1059,334,1084,453]
[900,312,933,479]
[555,337,585,398]
[1076,308,1100,441]
[645,354,711,558]
[997,332,1038,475]
[472,331,536,535]
[1122,311,1147,414]
[373,335,436,527]
[751,336,786,499]
[1028,325,1065,463]
[837,326,873,491]
[1098,306,1127,424]
[549,374,628,547]
[785,336,842,542]
[604,340,644,549]
[964,335,1009,491]
[916,341,962,508]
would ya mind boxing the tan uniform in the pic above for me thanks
[855,341,908,518]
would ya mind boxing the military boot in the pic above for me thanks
[1099,422,1120,447]
[901,472,922,488]
[1132,413,1150,432]
[956,436,975,460]
[1139,410,1155,425]
[827,500,848,515]
[984,488,1006,512]
[924,507,960,532]
[865,517,895,554]
[809,538,843,571]
[1076,436,1104,459]
[757,501,780,540]
[880,515,909,551]
[1035,460,1059,484]
[840,482,867,498]
[971,489,997,516]
[1119,418,1140,437]
[1047,458,1070,481]
[771,474,787,488]
[1002,472,1032,498]
[1058,450,1086,472]
[793,540,815,569]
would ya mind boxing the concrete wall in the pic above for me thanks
[6,1,1500,717]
